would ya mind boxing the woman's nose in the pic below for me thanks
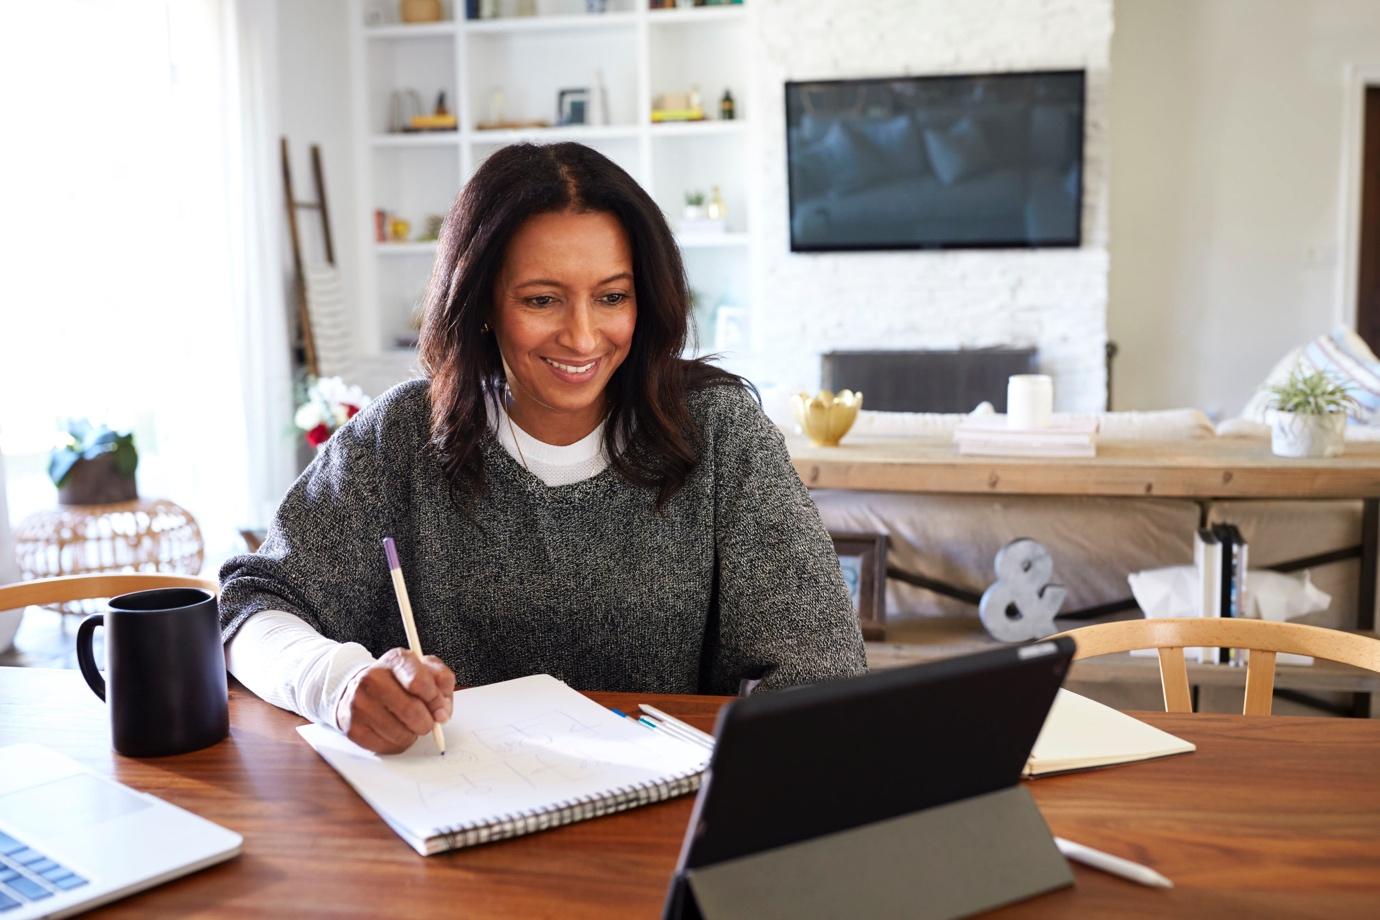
[559,302,598,353]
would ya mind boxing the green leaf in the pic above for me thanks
[112,438,138,477]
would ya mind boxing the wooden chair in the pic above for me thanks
[1049,618,1380,716]
[0,573,220,613]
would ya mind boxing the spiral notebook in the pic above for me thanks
[298,674,711,855]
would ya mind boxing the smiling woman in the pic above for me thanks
[217,143,866,755]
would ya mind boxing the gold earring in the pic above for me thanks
[480,322,491,334]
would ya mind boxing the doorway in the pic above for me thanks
[1357,87,1380,352]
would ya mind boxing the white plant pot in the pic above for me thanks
[1269,410,1345,458]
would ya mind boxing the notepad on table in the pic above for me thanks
[298,674,711,855]
[1023,689,1196,777]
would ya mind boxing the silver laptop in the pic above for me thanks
[0,743,241,919]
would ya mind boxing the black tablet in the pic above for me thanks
[666,638,1074,917]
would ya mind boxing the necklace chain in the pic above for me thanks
[504,399,531,472]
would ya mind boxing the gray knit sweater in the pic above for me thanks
[219,379,866,695]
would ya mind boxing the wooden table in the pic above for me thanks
[6,667,1380,917]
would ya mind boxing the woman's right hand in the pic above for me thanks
[335,648,456,754]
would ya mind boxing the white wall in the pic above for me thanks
[1109,0,1380,416]
[747,0,1114,412]
[276,0,360,355]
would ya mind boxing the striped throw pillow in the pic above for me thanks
[1296,329,1380,424]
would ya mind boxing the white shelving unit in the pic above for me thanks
[348,0,755,376]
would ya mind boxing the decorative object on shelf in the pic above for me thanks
[706,185,725,221]
[1267,367,1355,458]
[558,88,590,126]
[465,0,480,21]
[680,189,726,235]
[408,91,458,132]
[792,389,863,447]
[586,0,608,11]
[588,69,609,127]
[829,531,888,641]
[515,0,537,15]
[14,499,205,616]
[479,0,498,18]
[295,376,372,450]
[388,88,423,133]
[48,420,138,507]
[682,190,706,221]
[476,119,553,131]
[374,209,388,243]
[651,90,705,122]
[388,216,411,241]
[420,214,444,242]
[399,0,443,23]
[488,86,506,125]
[978,538,1067,643]
[719,88,735,120]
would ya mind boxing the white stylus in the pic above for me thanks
[1054,837,1173,888]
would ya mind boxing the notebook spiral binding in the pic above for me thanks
[435,767,705,852]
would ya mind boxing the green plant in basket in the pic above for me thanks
[1266,368,1357,416]
[48,420,138,489]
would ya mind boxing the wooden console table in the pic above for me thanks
[793,436,1380,713]
[792,436,1380,628]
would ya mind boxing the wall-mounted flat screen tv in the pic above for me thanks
[785,70,1085,252]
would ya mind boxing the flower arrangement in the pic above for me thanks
[294,377,371,449]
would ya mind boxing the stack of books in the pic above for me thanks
[953,416,1099,458]
[1193,524,1249,665]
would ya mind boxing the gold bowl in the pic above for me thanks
[792,389,863,447]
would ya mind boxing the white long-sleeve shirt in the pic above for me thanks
[226,402,609,725]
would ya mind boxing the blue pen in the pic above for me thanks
[637,717,659,731]
[610,707,628,719]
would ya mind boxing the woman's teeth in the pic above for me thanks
[544,357,597,375]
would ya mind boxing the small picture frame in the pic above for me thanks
[831,531,888,641]
[558,88,590,126]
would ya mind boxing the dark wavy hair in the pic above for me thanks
[418,142,746,508]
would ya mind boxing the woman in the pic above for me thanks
[220,143,865,754]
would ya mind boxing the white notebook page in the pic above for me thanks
[299,674,710,847]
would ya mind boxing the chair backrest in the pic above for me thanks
[0,573,220,613]
[1049,618,1380,716]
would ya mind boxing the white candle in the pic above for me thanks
[1007,374,1053,430]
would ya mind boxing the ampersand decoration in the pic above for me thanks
[978,538,1068,643]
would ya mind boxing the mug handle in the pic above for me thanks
[76,614,106,701]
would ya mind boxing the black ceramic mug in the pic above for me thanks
[76,587,230,757]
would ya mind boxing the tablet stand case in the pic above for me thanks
[667,785,1071,920]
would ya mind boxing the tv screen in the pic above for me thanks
[785,70,1085,252]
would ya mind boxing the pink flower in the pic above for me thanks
[305,424,331,448]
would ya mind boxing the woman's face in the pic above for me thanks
[492,209,637,445]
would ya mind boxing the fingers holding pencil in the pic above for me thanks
[337,654,451,754]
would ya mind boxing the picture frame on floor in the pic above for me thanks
[830,531,887,641]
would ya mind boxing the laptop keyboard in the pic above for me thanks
[0,832,88,910]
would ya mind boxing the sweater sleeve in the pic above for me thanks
[703,386,867,693]
[218,391,414,654]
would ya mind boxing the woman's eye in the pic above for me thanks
[601,292,629,305]
[525,295,556,307]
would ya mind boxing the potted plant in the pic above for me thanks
[1266,368,1356,459]
[48,420,139,505]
